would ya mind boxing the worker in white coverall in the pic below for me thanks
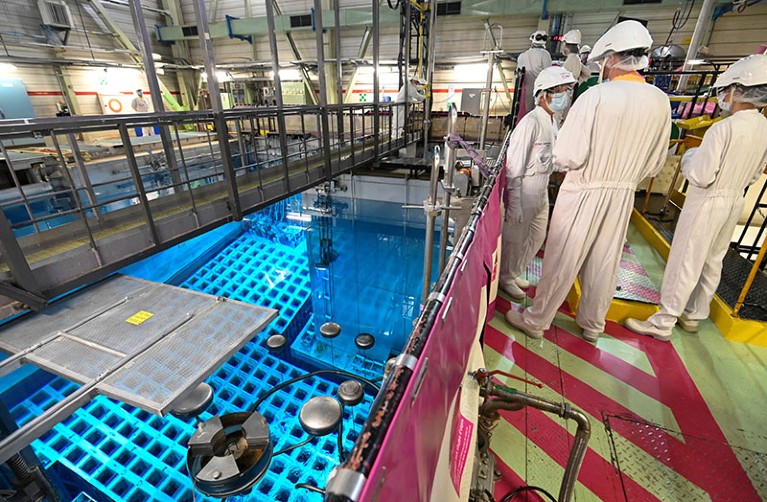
[131,89,154,137]
[625,54,767,341]
[500,66,577,300]
[394,77,426,139]
[504,20,672,342]
[562,30,591,84]
[579,45,601,75]
[517,31,552,118]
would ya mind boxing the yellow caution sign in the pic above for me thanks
[125,311,154,325]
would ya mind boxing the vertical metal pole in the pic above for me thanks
[421,146,441,303]
[0,141,39,233]
[438,107,457,273]
[333,0,345,147]
[372,0,380,158]
[119,125,160,245]
[127,0,183,189]
[479,53,495,151]
[66,133,103,224]
[191,0,242,219]
[314,0,333,181]
[265,0,293,191]
[421,0,438,159]
[402,1,411,142]
[676,0,716,92]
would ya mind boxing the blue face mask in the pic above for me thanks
[549,92,569,112]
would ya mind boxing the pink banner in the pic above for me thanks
[358,175,503,501]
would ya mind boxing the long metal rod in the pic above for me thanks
[191,0,242,218]
[66,133,103,224]
[314,0,333,181]
[127,0,184,189]
[478,52,495,151]
[421,0,438,160]
[421,147,441,303]
[265,0,293,192]
[372,0,380,158]
[118,125,160,244]
[333,0,345,146]
[676,0,717,92]
[438,107,457,273]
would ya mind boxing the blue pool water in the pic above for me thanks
[6,191,438,501]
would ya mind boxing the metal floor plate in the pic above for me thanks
[0,275,277,415]
[605,415,767,501]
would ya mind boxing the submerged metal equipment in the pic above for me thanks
[299,396,343,437]
[0,275,277,464]
[187,412,273,498]
[337,380,364,407]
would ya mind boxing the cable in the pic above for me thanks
[500,486,557,502]
[251,369,380,412]
[273,436,314,456]
[295,483,325,494]
[665,0,695,45]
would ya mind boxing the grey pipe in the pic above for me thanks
[481,386,591,502]
[478,53,495,151]
[438,107,458,273]
[421,147,441,303]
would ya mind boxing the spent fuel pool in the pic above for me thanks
[7,191,438,501]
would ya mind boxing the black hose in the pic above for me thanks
[500,486,557,502]
[295,483,325,494]
[337,404,346,463]
[251,369,380,412]
[273,436,314,457]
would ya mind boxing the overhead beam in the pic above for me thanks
[157,0,696,42]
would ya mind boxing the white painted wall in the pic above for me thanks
[0,0,177,117]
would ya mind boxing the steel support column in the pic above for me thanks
[271,1,319,106]
[479,53,495,150]
[333,0,345,144]
[191,0,242,218]
[127,0,184,191]
[265,0,293,192]
[314,0,333,180]
[373,0,380,158]
[343,27,372,103]
[421,0,438,159]
[677,0,716,92]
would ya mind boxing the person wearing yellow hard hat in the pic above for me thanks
[504,20,672,343]
[500,66,577,300]
[626,54,767,341]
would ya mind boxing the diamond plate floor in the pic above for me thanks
[487,221,767,502]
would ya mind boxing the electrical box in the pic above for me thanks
[282,82,311,105]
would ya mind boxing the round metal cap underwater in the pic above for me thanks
[320,322,341,339]
[299,396,343,436]
[338,380,364,407]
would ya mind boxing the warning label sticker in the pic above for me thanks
[125,311,154,325]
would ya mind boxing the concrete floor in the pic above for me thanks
[486,222,767,501]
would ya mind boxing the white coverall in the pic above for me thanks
[393,81,425,138]
[501,106,555,287]
[517,48,552,117]
[517,77,671,333]
[564,53,591,84]
[131,95,154,136]
[644,109,767,330]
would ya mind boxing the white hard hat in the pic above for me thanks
[530,30,548,46]
[579,45,591,54]
[563,29,582,45]
[588,20,653,63]
[713,54,767,88]
[534,66,576,96]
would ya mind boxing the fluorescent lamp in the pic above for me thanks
[279,69,301,81]
[687,59,706,66]
[0,63,18,73]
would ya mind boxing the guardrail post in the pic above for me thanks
[119,125,160,245]
[265,0,293,193]
[314,0,333,181]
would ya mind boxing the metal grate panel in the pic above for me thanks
[100,299,276,415]
[0,277,148,353]
[0,275,276,416]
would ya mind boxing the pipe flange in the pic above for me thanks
[428,292,446,303]
[393,353,418,371]
[325,467,366,500]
